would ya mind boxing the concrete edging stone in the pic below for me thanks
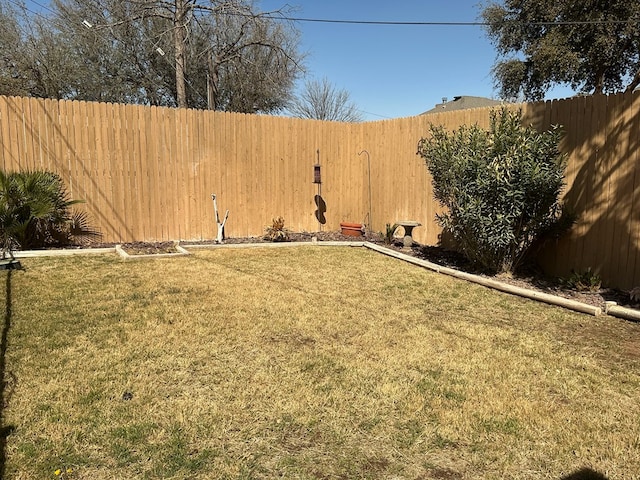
[115,244,190,260]
[363,242,603,316]
[13,247,116,258]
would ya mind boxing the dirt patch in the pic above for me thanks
[120,241,178,255]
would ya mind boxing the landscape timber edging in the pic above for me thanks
[11,240,633,319]
[605,302,640,322]
[363,242,603,317]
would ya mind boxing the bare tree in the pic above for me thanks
[55,0,302,112]
[288,77,363,122]
[195,4,303,111]
[0,3,77,99]
[0,0,304,112]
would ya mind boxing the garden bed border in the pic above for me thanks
[11,240,640,321]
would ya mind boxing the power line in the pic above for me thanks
[18,0,208,106]
[24,0,56,16]
[356,109,392,120]
[258,12,639,27]
[264,16,485,26]
[12,1,639,28]
[5,0,50,22]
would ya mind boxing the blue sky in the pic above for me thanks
[259,0,575,120]
[23,0,575,120]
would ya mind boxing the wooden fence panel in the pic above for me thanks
[10,97,27,171]
[624,94,640,289]
[110,101,128,240]
[0,94,639,288]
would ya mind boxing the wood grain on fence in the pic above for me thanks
[0,93,639,289]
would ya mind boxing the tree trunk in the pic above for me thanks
[207,53,219,110]
[626,69,640,93]
[174,0,188,108]
[593,68,605,95]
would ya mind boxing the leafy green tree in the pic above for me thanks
[417,108,569,274]
[482,0,640,100]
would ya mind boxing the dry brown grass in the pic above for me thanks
[1,246,639,479]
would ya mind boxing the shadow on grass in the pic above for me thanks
[562,468,609,480]
[0,270,17,479]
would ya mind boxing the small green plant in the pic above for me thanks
[563,268,602,292]
[383,223,399,245]
[264,216,289,242]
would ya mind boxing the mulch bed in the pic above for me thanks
[78,231,640,313]
[120,241,179,255]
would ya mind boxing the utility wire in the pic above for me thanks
[11,0,207,106]
[257,14,640,27]
[5,0,50,21]
[356,109,392,120]
[11,0,639,28]
[263,16,487,26]
[23,0,57,16]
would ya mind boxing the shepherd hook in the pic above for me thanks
[358,150,372,232]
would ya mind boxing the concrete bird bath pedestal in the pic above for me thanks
[396,221,421,250]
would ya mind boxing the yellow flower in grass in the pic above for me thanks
[54,469,62,476]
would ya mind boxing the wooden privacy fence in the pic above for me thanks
[0,93,639,290]
[0,95,441,244]
[523,92,640,291]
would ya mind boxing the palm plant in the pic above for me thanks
[0,171,100,259]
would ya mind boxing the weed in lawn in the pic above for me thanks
[431,431,458,449]
[394,418,426,448]
[53,466,74,479]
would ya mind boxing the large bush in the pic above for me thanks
[0,171,99,257]
[417,108,569,274]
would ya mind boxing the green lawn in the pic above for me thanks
[1,246,639,479]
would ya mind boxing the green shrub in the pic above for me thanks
[417,108,569,274]
[0,170,100,257]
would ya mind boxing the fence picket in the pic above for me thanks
[0,94,638,289]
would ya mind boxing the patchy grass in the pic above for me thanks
[1,246,639,479]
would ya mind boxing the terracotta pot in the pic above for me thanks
[340,222,364,237]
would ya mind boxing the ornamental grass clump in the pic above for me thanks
[417,107,570,274]
[264,216,290,242]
